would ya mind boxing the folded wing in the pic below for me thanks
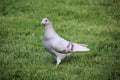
[51,37,90,54]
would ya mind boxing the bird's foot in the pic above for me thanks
[56,64,59,67]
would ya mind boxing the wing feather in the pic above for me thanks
[51,37,73,54]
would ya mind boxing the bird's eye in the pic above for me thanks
[45,20,48,22]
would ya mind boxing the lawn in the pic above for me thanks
[0,0,120,80]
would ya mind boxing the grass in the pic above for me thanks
[0,0,120,80]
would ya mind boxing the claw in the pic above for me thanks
[56,64,59,67]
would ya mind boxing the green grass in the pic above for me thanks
[0,0,120,80]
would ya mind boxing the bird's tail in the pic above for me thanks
[73,43,90,52]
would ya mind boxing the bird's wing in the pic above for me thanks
[51,37,73,54]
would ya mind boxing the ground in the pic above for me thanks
[0,0,120,80]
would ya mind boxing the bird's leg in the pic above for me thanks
[56,57,61,67]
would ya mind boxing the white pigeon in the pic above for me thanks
[41,18,90,66]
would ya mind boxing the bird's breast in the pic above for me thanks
[44,39,53,50]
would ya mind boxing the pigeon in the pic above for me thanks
[41,18,90,66]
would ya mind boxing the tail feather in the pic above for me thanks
[79,44,88,47]
[73,43,90,52]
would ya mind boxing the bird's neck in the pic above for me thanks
[44,24,58,41]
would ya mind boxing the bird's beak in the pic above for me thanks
[41,21,45,26]
[41,21,44,24]
[41,22,44,24]
[41,20,45,24]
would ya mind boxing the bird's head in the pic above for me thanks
[41,18,51,26]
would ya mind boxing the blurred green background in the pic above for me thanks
[0,0,120,80]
